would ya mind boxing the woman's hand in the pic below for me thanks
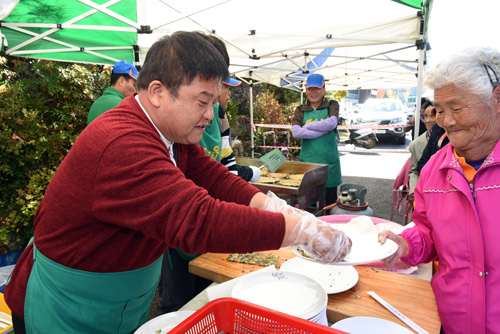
[378,230,409,266]
[408,193,415,207]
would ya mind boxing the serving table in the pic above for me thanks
[189,249,441,334]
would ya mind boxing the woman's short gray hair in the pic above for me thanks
[424,46,500,101]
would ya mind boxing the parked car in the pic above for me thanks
[339,108,355,125]
[353,103,364,113]
[355,98,407,145]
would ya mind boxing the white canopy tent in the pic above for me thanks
[135,0,427,91]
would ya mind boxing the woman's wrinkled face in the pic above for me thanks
[423,105,437,131]
[433,84,497,153]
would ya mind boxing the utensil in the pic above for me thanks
[367,291,429,334]
[259,148,286,173]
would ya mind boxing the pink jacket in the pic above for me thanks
[401,139,500,334]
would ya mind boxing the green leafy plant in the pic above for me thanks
[0,57,109,251]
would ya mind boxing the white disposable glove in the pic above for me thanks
[262,191,309,217]
[249,166,261,183]
[288,215,352,263]
[263,191,352,263]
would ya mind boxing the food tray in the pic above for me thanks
[168,298,346,334]
[236,158,328,209]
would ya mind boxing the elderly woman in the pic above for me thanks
[407,101,437,206]
[379,46,500,334]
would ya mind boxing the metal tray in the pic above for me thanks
[236,158,328,209]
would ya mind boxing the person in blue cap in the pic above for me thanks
[87,60,138,124]
[292,73,341,206]
[203,76,261,182]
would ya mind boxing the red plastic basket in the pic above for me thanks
[168,298,348,334]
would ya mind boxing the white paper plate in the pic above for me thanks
[294,236,397,265]
[134,310,195,334]
[231,270,327,320]
[331,316,413,334]
[280,257,359,294]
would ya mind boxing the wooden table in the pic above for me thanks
[189,249,441,334]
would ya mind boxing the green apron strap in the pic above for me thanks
[24,244,162,334]
[5,236,34,287]
[198,103,222,162]
[175,248,200,262]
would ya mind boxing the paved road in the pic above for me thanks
[336,133,412,225]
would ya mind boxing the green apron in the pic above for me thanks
[299,107,342,188]
[24,243,162,334]
[198,103,222,162]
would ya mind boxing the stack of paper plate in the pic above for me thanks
[231,271,328,326]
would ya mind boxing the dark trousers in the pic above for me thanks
[325,186,338,206]
[155,249,212,316]
[12,313,26,334]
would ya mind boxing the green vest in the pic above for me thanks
[23,242,162,333]
[299,107,342,188]
[87,87,125,125]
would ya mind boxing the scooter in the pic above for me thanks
[337,117,377,149]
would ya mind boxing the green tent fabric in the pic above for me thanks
[392,0,423,9]
[1,0,138,64]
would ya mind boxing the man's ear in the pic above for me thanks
[117,76,126,86]
[148,80,164,108]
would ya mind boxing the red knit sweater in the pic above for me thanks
[5,94,285,319]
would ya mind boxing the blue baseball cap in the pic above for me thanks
[222,77,241,87]
[305,73,325,88]
[113,60,138,80]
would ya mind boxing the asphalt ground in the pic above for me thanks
[337,133,412,225]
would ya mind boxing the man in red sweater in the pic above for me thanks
[5,31,351,333]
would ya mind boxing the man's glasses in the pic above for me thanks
[484,64,500,88]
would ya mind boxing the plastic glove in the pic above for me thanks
[262,191,310,217]
[288,214,352,263]
[249,166,261,183]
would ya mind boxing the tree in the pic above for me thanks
[0,57,109,251]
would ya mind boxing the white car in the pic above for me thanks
[355,98,407,145]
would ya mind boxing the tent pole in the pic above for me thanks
[414,0,432,141]
[250,81,254,158]
[414,48,424,140]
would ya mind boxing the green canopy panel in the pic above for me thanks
[1,0,138,65]
[392,0,423,9]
